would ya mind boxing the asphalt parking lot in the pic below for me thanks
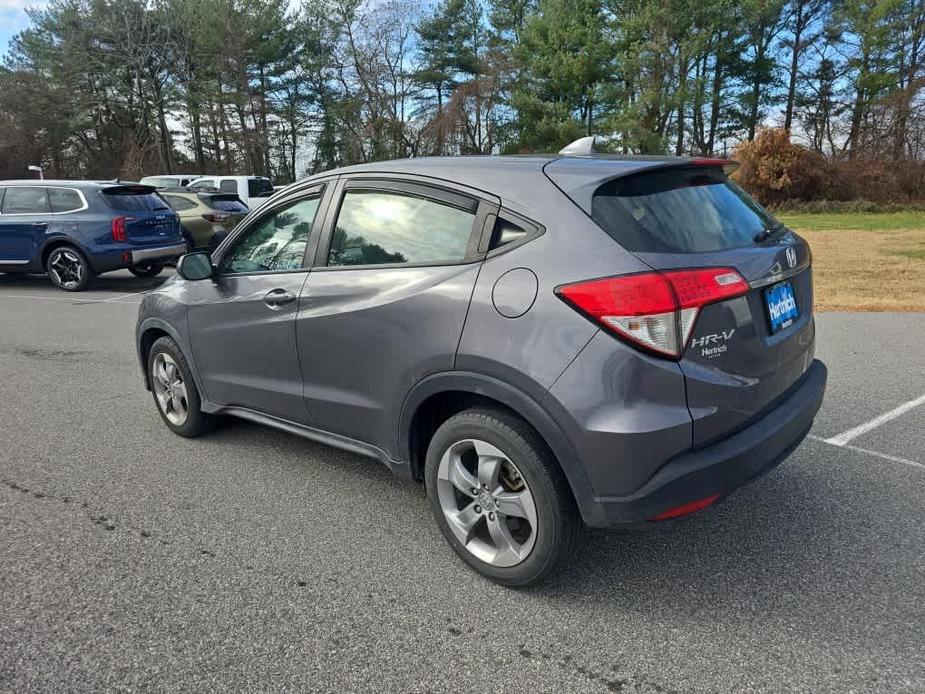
[0,271,923,692]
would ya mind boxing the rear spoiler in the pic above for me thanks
[544,151,741,215]
[198,192,240,201]
[101,184,158,196]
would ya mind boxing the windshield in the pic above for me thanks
[592,167,777,253]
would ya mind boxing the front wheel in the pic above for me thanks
[128,262,164,278]
[148,336,212,438]
[425,408,582,587]
[46,245,95,291]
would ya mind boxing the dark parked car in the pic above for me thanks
[0,180,186,290]
[136,153,827,586]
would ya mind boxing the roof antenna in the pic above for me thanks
[559,135,598,156]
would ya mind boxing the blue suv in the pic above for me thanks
[0,180,187,291]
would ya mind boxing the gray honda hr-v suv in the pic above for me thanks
[136,153,827,586]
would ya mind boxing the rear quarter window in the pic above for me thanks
[592,167,776,253]
[47,188,85,213]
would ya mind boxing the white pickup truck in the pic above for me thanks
[187,176,274,210]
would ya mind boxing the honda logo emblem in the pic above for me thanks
[785,246,797,269]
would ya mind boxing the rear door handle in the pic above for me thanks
[263,289,296,309]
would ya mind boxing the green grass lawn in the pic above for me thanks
[772,209,924,311]
[775,210,925,232]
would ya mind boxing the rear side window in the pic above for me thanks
[47,188,84,213]
[163,194,197,211]
[102,188,171,212]
[592,167,776,253]
[248,178,273,197]
[2,187,51,214]
[220,180,238,194]
[328,190,475,267]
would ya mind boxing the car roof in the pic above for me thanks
[0,179,107,188]
[141,174,201,181]
[0,179,152,189]
[198,175,269,181]
[299,154,700,205]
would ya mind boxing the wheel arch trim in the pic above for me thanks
[397,371,597,522]
[136,317,208,400]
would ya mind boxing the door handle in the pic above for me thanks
[263,289,296,309]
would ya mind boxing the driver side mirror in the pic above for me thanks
[176,252,214,281]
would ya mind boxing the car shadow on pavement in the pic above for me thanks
[158,414,919,654]
[532,449,918,643]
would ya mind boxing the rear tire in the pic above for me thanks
[129,263,163,278]
[424,408,582,587]
[147,336,212,438]
[46,245,94,291]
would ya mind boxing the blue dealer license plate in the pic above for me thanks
[765,281,799,334]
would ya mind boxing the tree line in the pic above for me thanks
[0,0,922,185]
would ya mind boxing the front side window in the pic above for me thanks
[222,196,321,274]
[328,190,475,267]
[2,187,51,214]
[47,188,84,213]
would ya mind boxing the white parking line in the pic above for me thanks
[0,293,142,305]
[823,394,925,446]
[100,290,150,302]
[809,435,924,471]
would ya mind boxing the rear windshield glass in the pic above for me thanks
[102,188,170,212]
[211,198,249,213]
[248,179,273,197]
[592,167,776,253]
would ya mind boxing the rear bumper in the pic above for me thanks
[130,243,188,265]
[583,359,827,527]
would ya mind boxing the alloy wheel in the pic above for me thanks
[151,352,189,426]
[436,438,538,567]
[48,249,84,289]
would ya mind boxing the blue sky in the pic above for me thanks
[1,0,44,56]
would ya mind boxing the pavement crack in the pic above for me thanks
[3,478,142,538]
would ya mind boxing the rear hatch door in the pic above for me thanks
[548,160,816,446]
[101,185,182,245]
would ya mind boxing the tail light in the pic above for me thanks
[555,268,749,359]
[111,216,127,242]
[202,212,230,223]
